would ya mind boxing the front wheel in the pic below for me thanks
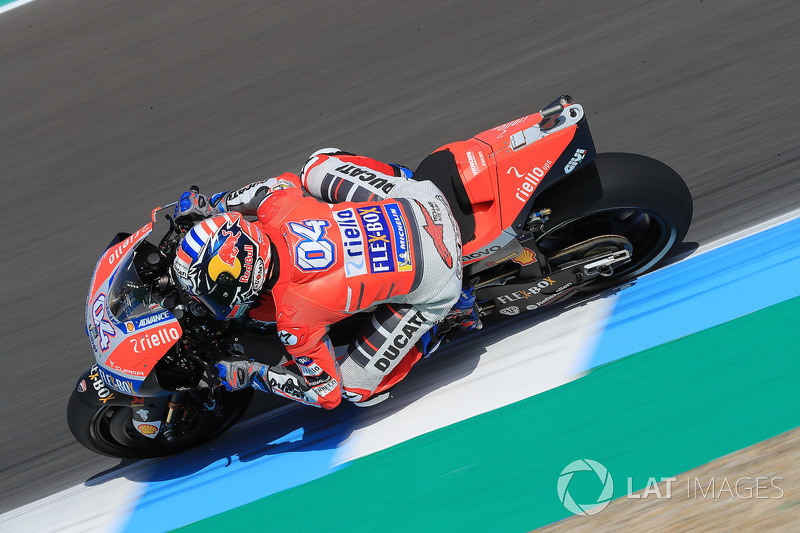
[532,152,693,292]
[67,386,253,459]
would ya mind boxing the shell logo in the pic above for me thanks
[137,424,159,435]
[512,248,537,265]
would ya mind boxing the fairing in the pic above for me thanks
[437,103,594,266]
[86,221,182,395]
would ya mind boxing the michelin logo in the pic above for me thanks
[385,203,412,272]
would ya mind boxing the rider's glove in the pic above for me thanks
[215,358,272,393]
[174,188,226,221]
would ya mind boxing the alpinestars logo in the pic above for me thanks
[415,200,452,268]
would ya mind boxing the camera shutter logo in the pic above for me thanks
[557,459,614,516]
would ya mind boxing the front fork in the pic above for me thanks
[131,387,223,441]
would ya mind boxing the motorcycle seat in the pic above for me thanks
[413,149,476,245]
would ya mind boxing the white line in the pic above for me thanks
[0,0,38,15]
[694,206,800,256]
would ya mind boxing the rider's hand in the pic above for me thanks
[174,188,217,221]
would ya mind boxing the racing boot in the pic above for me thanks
[215,360,271,393]
[417,288,481,358]
[453,287,481,332]
[352,390,392,407]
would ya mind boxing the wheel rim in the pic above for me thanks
[536,208,677,280]
[83,390,252,457]
[89,406,161,454]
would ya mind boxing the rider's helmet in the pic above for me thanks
[173,213,271,320]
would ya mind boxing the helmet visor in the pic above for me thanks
[193,272,248,320]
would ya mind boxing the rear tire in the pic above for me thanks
[532,152,693,291]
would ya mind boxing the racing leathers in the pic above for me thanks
[200,150,463,408]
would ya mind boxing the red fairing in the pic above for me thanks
[438,108,578,260]
[86,221,183,394]
[89,223,153,299]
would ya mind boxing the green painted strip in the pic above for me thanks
[178,296,800,532]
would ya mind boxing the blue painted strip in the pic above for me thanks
[122,406,358,532]
[587,216,800,370]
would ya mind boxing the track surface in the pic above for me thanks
[1,0,799,513]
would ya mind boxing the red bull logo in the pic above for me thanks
[208,229,243,281]
[217,230,239,267]
[240,245,255,282]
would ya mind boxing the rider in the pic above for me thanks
[172,149,479,408]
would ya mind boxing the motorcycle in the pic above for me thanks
[68,95,693,458]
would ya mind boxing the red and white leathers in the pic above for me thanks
[215,150,462,408]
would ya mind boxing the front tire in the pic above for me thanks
[67,387,253,459]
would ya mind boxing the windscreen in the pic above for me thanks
[106,253,164,322]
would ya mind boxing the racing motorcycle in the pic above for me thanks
[68,95,693,458]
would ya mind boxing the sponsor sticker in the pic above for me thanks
[334,164,395,195]
[508,161,551,203]
[240,245,255,283]
[371,310,426,372]
[313,378,339,397]
[356,206,395,273]
[512,248,537,265]
[132,310,172,330]
[296,356,324,376]
[499,306,519,316]
[496,277,555,305]
[384,202,413,272]
[129,325,181,354]
[333,208,368,278]
[87,365,116,404]
[97,366,141,395]
[565,148,587,174]
[134,421,161,438]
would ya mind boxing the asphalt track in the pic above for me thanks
[1,0,799,515]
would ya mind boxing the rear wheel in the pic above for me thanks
[67,387,253,459]
[533,152,693,292]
